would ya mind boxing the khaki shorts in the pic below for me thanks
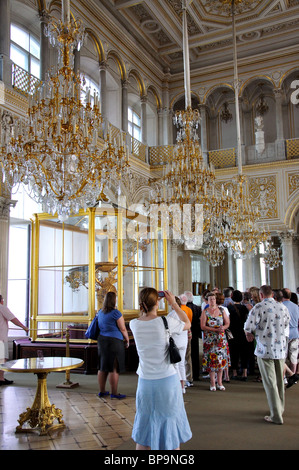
[0,340,6,362]
[287,338,299,364]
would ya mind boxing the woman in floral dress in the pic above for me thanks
[201,292,230,391]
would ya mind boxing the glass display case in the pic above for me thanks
[30,205,168,342]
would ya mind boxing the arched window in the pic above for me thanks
[128,107,141,141]
[10,24,40,78]
[80,74,100,106]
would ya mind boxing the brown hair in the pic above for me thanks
[259,285,273,297]
[282,288,291,300]
[216,293,224,305]
[102,291,117,313]
[139,287,158,314]
[207,292,216,299]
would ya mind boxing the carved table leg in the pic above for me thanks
[16,372,65,435]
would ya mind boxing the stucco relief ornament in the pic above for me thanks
[254,115,265,155]
[204,0,260,15]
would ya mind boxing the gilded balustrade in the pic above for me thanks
[12,63,42,96]
[286,138,299,160]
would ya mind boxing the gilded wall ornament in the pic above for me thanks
[288,173,299,197]
[249,176,277,219]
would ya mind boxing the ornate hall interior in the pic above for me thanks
[0,0,299,452]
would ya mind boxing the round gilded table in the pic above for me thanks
[0,357,84,435]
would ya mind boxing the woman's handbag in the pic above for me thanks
[226,328,234,340]
[161,316,181,364]
[85,315,100,340]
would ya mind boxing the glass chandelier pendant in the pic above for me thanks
[224,174,269,258]
[1,0,128,221]
[220,102,233,123]
[263,241,282,270]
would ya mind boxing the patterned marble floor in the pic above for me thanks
[0,384,136,450]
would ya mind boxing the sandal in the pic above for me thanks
[210,386,216,391]
[217,385,225,391]
[264,415,283,424]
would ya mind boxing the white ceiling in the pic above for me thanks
[95,0,299,73]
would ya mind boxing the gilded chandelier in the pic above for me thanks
[150,1,233,248]
[0,0,128,221]
[209,0,270,261]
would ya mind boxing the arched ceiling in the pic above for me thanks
[96,0,299,73]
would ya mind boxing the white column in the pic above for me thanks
[0,0,12,85]
[121,79,128,133]
[279,232,297,291]
[168,241,179,293]
[0,196,16,304]
[252,254,261,287]
[200,104,208,163]
[141,95,147,145]
[158,108,163,146]
[242,257,254,290]
[274,88,284,141]
[99,61,107,122]
[162,69,171,145]
[274,88,286,159]
[227,249,236,288]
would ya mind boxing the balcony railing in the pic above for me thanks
[6,62,299,168]
[149,145,174,165]
[286,138,299,160]
[12,63,41,95]
[208,148,236,168]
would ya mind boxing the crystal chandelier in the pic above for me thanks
[263,241,282,270]
[150,0,232,247]
[203,239,226,267]
[0,0,128,221]
[215,0,270,259]
[256,94,269,116]
[225,175,269,258]
[220,102,233,123]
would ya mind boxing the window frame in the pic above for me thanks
[10,23,41,79]
[128,107,141,142]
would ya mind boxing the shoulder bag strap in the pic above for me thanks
[161,316,171,339]
[161,315,168,330]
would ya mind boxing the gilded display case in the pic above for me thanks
[29,205,168,342]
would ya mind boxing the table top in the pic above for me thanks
[0,357,84,373]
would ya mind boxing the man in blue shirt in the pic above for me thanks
[223,287,234,307]
[282,288,299,374]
